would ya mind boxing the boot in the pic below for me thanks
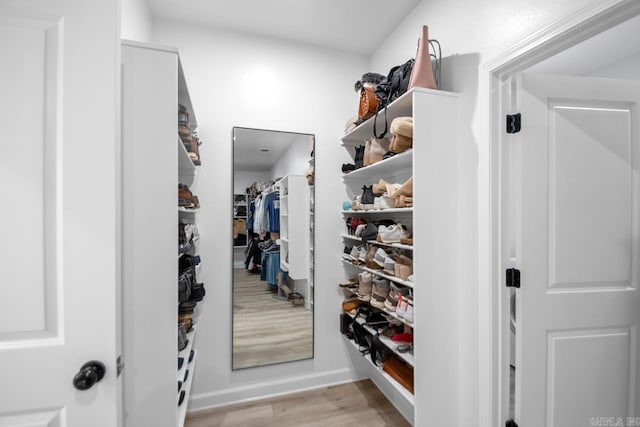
[363,139,371,167]
[368,137,390,165]
[354,145,365,169]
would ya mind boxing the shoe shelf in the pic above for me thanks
[381,307,414,329]
[378,335,414,367]
[178,207,200,214]
[178,350,197,427]
[340,259,414,289]
[341,88,426,144]
[342,334,415,402]
[178,137,197,187]
[341,208,413,215]
[177,326,196,383]
[347,312,415,367]
[341,233,413,251]
[341,150,413,183]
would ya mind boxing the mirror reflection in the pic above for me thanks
[232,127,315,370]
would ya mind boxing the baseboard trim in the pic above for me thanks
[187,368,364,412]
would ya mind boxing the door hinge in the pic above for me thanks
[116,355,124,377]
[506,113,521,134]
[506,268,520,288]
[506,420,519,427]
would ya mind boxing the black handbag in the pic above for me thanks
[374,59,415,138]
[369,335,394,367]
[178,272,193,302]
[341,313,354,337]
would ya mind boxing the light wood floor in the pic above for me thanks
[233,268,313,369]
[185,380,410,427]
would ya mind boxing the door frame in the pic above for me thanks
[480,0,640,425]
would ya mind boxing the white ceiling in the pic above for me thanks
[146,0,422,54]
[529,13,640,75]
[233,127,310,171]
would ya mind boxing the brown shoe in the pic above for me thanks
[388,177,413,198]
[178,184,193,207]
[179,125,191,139]
[189,134,202,166]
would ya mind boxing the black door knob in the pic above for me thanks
[73,360,106,390]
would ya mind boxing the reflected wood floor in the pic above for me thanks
[185,380,410,427]
[233,268,313,369]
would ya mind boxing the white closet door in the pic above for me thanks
[0,1,121,426]
[515,73,640,426]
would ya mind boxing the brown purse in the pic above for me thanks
[382,355,414,393]
[358,86,379,120]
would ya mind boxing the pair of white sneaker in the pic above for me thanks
[377,223,409,243]
[396,295,414,324]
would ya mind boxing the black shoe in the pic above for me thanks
[361,185,375,205]
[342,163,356,173]
[354,145,365,169]
[190,283,206,302]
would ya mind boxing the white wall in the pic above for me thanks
[591,52,640,79]
[152,19,367,409]
[234,171,270,195]
[370,0,597,425]
[270,135,311,180]
[121,0,153,42]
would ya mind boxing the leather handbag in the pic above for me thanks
[383,355,414,393]
[373,59,414,138]
[358,86,379,120]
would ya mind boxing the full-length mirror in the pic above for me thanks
[232,127,315,369]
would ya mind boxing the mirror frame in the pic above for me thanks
[231,126,315,370]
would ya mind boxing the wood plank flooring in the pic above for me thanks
[185,380,411,427]
[233,268,313,369]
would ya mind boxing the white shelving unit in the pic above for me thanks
[339,87,462,426]
[175,55,200,427]
[177,327,197,426]
[122,40,201,427]
[278,175,309,280]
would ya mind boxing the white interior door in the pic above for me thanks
[514,73,640,426]
[0,1,121,426]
